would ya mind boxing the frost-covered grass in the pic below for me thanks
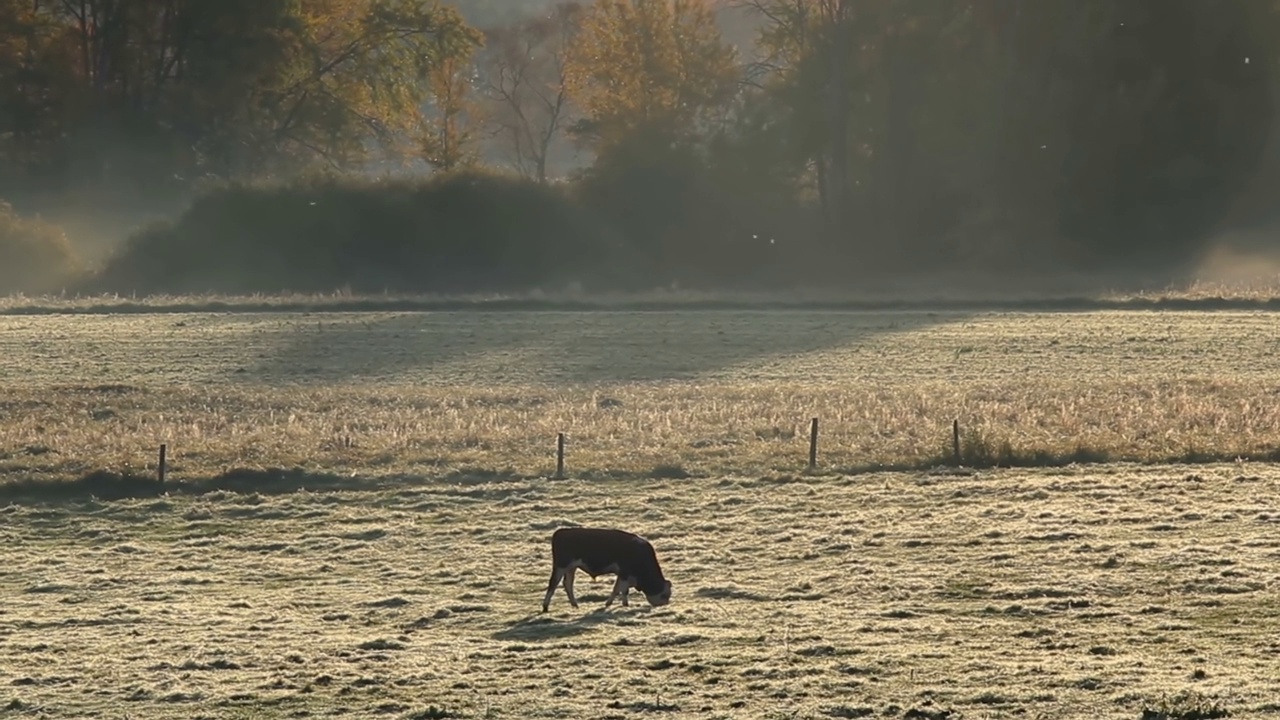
[0,465,1270,718]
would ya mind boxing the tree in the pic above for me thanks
[562,0,742,286]
[0,0,484,190]
[738,0,1276,275]
[740,0,906,251]
[478,2,582,182]
[0,0,78,187]
[420,29,484,172]
[740,0,1036,264]
[228,0,482,176]
[565,0,740,154]
[450,0,563,28]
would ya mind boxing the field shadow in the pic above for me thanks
[4,442,1271,507]
[241,313,534,385]
[694,585,772,602]
[492,608,642,641]
[240,309,970,384]
[0,470,167,503]
[0,466,530,506]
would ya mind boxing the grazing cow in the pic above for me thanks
[542,527,672,612]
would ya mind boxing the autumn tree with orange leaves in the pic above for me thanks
[565,0,740,155]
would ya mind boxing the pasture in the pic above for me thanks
[1,306,1278,718]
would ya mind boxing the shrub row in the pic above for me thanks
[77,163,823,296]
[85,171,625,295]
[16,162,1207,299]
[0,201,83,294]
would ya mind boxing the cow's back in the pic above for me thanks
[551,527,646,574]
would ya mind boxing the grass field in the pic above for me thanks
[2,463,1277,719]
[2,307,1280,481]
[1,306,1278,718]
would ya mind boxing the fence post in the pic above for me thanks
[158,444,167,487]
[952,420,961,466]
[808,417,819,471]
[555,433,565,479]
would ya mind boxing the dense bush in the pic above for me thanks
[87,170,633,295]
[0,201,84,294]
[84,151,1208,298]
[572,140,821,291]
[85,164,833,297]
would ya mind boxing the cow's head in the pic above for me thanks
[644,580,673,607]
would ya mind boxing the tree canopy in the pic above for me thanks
[3,0,1278,291]
[0,0,479,192]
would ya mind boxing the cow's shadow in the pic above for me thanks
[493,604,648,641]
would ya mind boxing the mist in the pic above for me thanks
[2,0,1278,300]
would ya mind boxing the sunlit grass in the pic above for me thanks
[0,464,1268,718]
[2,309,1279,483]
[0,306,1274,718]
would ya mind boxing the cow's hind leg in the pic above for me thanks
[563,567,579,608]
[542,566,565,612]
[605,576,624,608]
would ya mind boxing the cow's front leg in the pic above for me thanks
[604,576,625,608]
[542,566,565,612]
[620,579,631,607]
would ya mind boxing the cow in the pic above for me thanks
[541,527,673,612]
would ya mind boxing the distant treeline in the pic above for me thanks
[1,0,1276,295]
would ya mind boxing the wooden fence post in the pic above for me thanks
[808,417,819,471]
[952,420,961,466]
[555,433,565,479]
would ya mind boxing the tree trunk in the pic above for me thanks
[824,0,850,249]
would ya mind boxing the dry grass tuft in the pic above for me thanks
[1141,690,1233,720]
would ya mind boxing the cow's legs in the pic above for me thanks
[542,566,565,612]
[563,567,579,608]
[605,576,625,608]
[621,580,631,607]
